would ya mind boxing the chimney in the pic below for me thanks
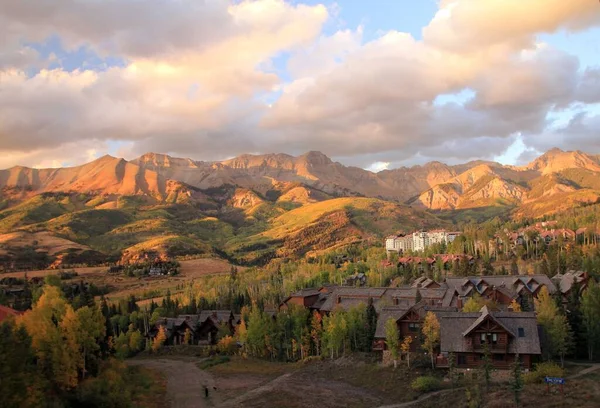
[457,298,463,309]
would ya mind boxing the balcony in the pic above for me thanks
[471,342,508,352]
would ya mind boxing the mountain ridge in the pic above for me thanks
[2,148,600,215]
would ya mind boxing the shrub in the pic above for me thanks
[411,376,442,392]
[524,361,564,384]
[217,335,238,355]
[197,355,231,370]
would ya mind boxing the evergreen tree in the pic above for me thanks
[482,342,493,390]
[0,321,45,408]
[365,297,377,351]
[535,286,572,363]
[582,281,600,361]
[509,355,524,407]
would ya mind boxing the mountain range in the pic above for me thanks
[1,148,599,267]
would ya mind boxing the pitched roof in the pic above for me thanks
[440,310,540,355]
[552,270,587,294]
[444,274,556,297]
[374,306,411,338]
[290,288,321,297]
[0,305,22,322]
[462,306,515,337]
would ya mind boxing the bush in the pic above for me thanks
[524,361,564,384]
[197,355,231,370]
[411,376,442,392]
[217,335,237,355]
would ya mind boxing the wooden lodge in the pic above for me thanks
[436,306,541,369]
[148,310,239,346]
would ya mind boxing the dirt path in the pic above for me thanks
[218,373,294,407]
[568,364,600,380]
[377,388,464,408]
[128,359,219,408]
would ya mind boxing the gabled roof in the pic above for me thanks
[374,306,411,338]
[552,270,588,294]
[444,274,556,297]
[440,310,540,355]
[0,305,22,322]
[462,306,515,337]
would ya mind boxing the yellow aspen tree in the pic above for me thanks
[183,328,192,345]
[152,326,167,352]
[401,336,413,368]
[422,311,440,369]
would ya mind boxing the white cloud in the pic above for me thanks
[1,0,600,168]
[366,161,390,172]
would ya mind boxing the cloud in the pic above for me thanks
[0,0,328,166]
[1,0,600,169]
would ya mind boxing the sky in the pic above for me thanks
[1,0,600,171]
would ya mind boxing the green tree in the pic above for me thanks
[422,311,440,369]
[482,341,493,390]
[448,352,457,389]
[550,314,573,368]
[0,321,45,408]
[535,286,571,363]
[385,318,399,369]
[582,281,600,361]
[246,306,269,357]
[509,354,524,407]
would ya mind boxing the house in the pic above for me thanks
[443,274,556,310]
[539,229,576,245]
[148,266,165,276]
[373,302,457,352]
[411,276,440,289]
[196,310,236,345]
[552,270,589,299]
[344,273,367,287]
[147,310,236,346]
[436,306,541,370]
[0,305,22,322]
[279,287,332,312]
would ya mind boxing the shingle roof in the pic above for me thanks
[374,306,411,338]
[290,288,322,297]
[0,305,22,322]
[461,306,515,337]
[444,274,556,298]
[440,310,540,355]
[552,270,587,294]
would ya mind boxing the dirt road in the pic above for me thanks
[568,363,600,380]
[128,359,219,408]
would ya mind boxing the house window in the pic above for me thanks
[493,354,504,362]
[518,328,525,337]
[458,354,467,365]
[409,323,420,332]
[492,333,498,344]
[480,333,486,343]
